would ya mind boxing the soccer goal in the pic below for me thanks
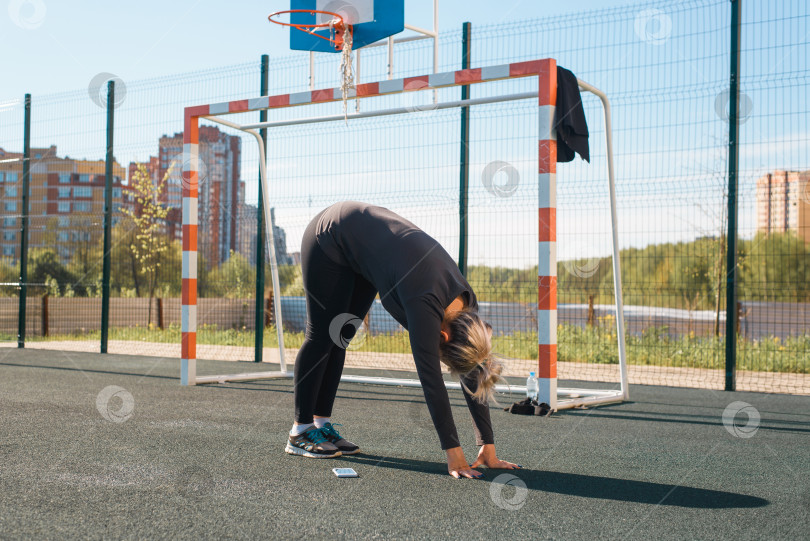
[180,58,628,411]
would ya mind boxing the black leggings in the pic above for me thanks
[293,217,377,424]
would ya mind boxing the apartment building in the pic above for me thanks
[0,145,129,262]
[756,169,810,243]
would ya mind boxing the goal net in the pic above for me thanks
[180,58,628,410]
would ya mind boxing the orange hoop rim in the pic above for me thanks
[268,9,352,46]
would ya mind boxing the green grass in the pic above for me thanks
[6,322,808,374]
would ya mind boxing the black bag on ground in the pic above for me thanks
[505,398,553,417]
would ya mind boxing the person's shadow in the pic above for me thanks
[339,454,768,509]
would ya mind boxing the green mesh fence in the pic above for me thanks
[0,0,807,394]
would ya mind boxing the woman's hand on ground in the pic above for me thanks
[445,447,484,479]
[471,444,522,469]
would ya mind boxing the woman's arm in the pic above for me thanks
[405,302,521,475]
[459,370,521,471]
[406,305,464,450]
[459,371,494,446]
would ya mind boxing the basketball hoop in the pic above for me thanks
[268,9,353,51]
[269,9,356,122]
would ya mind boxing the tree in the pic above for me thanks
[27,248,79,295]
[672,240,713,333]
[739,232,810,303]
[0,258,19,297]
[110,219,142,296]
[277,264,304,297]
[120,164,170,326]
[66,213,102,289]
[156,239,182,297]
[208,251,254,299]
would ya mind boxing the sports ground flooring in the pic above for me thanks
[0,348,808,540]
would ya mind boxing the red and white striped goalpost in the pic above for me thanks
[536,61,558,408]
[180,58,628,410]
[180,105,200,387]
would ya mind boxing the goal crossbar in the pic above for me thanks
[194,369,619,408]
[180,58,629,411]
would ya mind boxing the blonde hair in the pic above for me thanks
[438,308,503,404]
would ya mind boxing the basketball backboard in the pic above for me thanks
[288,0,405,53]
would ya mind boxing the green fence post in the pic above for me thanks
[17,94,31,349]
[101,80,115,353]
[255,54,269,362]
[725,0,742,391]
[458,22,472,276]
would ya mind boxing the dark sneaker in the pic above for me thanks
[285,427,342,458]
[318,422,360,455]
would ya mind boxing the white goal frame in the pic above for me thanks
[180,58,629,411]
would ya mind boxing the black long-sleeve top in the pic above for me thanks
[313,201,494,450]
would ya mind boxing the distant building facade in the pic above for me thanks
[0,146,129,263]
[756,169,810,243]
[0,129,268,270]
[158,126,243,268]
[236,204,294,267]
[269,207,295,267]
[237,203,258,265]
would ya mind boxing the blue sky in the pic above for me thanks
[2,0,636,100]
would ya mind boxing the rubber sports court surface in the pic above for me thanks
[1,349,808,540]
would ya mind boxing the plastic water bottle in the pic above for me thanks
[526,371,539,401]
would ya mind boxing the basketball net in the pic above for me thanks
[334,18,355,123]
